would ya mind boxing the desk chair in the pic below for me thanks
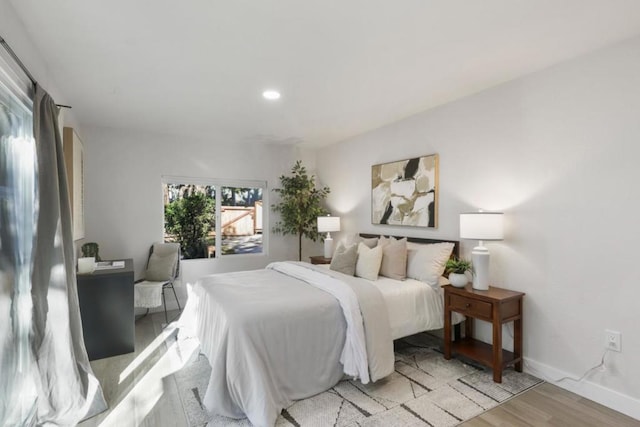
[134,242,181,324]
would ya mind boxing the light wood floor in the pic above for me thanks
[79,310,191,427]
[462,382,639,426]
[80,310,639,427]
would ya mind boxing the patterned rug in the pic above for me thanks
[175,334,542,426]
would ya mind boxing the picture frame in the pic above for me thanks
[371,154,439,228]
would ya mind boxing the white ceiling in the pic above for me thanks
[9,0,640,147]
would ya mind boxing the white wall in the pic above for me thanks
[316,36,640,419]
[82,126,306,308]
[0,0,82,130]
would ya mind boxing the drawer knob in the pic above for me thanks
[465,303,471,308]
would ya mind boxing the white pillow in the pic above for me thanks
[406,242,454,288]
[355,243,383,281]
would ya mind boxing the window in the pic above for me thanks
[0,43,37,425]
[163,183,216,259]
[220,186,263,255]
[162,177,265,259]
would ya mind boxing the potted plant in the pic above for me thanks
[272,161,330,261]
[445,257,473,288]
[81,242,102,261]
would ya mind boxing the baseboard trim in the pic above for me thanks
[524,357,640,421]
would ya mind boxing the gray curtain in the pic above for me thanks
[29,85,106,424]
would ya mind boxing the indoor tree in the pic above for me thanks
[272,161,330,261]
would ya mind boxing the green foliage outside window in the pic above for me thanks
[164,186,215,259]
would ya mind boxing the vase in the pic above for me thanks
[449,272,468,288]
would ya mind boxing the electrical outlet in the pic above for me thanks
[605,330,621,352]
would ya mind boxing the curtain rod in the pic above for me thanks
[0,36,72,109]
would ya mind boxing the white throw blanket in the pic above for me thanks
[133,281,164,308]
[267,262,370,383]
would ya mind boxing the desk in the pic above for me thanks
[77,259,134,360]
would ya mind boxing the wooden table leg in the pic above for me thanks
[444,296,451,360]
[492,304,503,383]
[514,298,523,372]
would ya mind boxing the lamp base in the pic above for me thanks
[471,245,490,290]
[324,236,334,259]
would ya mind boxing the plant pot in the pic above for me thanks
[449,272,468,288]
[78,257,96,274]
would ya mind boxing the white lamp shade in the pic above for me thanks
[317,216,341,233]
[460,212,504,241]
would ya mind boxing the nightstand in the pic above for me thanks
[443,284,524,383]
[309,256,332,265]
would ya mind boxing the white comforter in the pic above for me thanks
[177,262,394,427]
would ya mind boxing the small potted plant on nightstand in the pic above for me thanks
[445,257,473,288]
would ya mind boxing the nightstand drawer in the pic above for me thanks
[450,294,492,319]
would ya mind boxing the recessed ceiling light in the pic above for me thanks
[262,90,281,100]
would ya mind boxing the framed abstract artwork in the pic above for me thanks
[371,154,439,228]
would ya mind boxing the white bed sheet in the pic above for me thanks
[371,277,465,339]
[316,265,463,339]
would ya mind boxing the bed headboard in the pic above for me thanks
[359,233,460,258]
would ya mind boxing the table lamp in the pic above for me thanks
[317,215,341,258]
[459,211,504,290]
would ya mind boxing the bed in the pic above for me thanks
[177,235,464,427]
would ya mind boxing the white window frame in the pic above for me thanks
[161,175,268,259]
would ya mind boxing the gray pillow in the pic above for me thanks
[356,236,379,248]
[330,242,358,276]
[146,252,178,281]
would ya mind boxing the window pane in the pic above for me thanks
[0,49,38,424]
[221,186,263,255]
[163,183,216,259]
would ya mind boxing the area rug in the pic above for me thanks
[175,334,542,427]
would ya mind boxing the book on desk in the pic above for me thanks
[95,260,125,270]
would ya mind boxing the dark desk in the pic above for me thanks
[77,259,134,360]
